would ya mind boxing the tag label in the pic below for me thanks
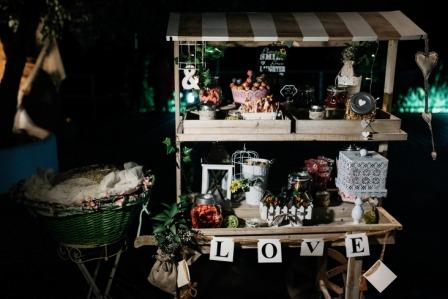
[210,237,234,262]
[363,260,397,293]
[300,238,324,256]
[177,259,190,288]
[345,233,370,257]
[257,239,282,263]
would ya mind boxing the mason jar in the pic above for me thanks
[309,105,325,120]
[190,194,223,228]
[288,170,312,192]
[324,86,348,108]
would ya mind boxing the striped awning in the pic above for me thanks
[166,11,426,42]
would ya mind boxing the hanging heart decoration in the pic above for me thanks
[415,51,438,80]
[415,46,439,160]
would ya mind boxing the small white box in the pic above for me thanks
[336,150,388,199]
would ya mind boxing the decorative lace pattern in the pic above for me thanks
[336,151,388,198]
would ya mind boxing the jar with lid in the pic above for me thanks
[190,194,223,228]
[288,170,313,192]
[309,105,325,120]
[199,104,216,120]
[324,86,348,108]
[294,85,316,108]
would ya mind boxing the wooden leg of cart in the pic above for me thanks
[345,257,363,299]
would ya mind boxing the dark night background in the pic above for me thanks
[0,1,446,298]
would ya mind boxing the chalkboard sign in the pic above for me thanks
[258,47,287,74]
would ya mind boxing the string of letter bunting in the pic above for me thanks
[206,232,396,293]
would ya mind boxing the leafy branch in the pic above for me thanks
[162,137,193,193]
[152,195,195,256]
[162,137,192,164]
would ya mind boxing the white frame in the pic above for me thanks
[201,164,234,200]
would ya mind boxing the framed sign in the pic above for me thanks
[258,47,287,74]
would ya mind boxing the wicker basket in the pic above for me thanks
[21,188,150,247]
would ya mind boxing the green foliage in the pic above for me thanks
[162,137,176,155]
[198,67,212,89]
[204,44,225,60]
[176,43,225,89]
[162,137,192,165]
[340,41,384,93]
[182,146,193,163]
[341,42,379,71]
[177,44,225,66]
[152,195,195,256]
[0,0,89,39]
[156,139,196,255]
[162,137,193,193]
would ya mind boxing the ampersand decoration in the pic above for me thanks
[182,66,200,90]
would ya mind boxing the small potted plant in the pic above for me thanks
[198,69,222,120]
[337,44,362,95]
[230,176,265,206]
[197,45,225,120]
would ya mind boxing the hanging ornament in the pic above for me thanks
[363,232,397,293]
[415,39,438,160]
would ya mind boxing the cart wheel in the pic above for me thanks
[318,248,350,299]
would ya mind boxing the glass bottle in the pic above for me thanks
[190,194,223,228]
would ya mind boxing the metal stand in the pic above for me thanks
[57,241,126,299]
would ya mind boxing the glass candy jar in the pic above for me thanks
[190,194,223,228]
[294,85,316,108]
[309,105,325,120]
[324,86,348,108]
[288,170,313,192]
[199,86,222,107]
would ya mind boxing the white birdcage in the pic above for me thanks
[231,145,258,180]
[177,41,206,71]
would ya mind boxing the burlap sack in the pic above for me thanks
[148,249,177,295]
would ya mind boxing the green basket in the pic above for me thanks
[24,190,149,246]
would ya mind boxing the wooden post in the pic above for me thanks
[174,42,182,199]
[380,40,398,154]
[378,142,388,157]
[382,40,398,112]
[345,257,363,299]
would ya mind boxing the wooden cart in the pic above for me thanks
[141,11,426,299]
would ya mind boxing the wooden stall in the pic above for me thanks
[140,11,426,299]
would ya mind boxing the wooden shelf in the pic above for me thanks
[177,130,407,142]
[134,205,401,248]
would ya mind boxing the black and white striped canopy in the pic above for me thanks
[166,11,426,42]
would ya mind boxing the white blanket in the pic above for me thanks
[23,162,144,206]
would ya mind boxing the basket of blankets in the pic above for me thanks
[15,162,154,246]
